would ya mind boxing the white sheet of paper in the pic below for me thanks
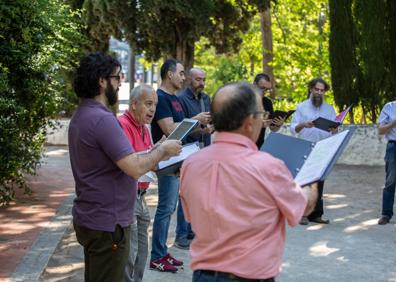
[138,171,157,183]
[157,143,200,170]
[294,130,349,186]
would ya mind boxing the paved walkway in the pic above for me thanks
[2,146,396,281]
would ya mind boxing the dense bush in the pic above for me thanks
[0,0,85,204]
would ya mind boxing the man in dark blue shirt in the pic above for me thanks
[178,68,213,147]
[175,68,213,250]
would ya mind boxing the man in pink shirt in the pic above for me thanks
[180,82,318,282]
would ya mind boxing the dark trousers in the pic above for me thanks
[193,270,275,282]
[308,180,325,220]
[73,222,130,282]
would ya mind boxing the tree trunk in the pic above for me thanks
[260,7,275,98]
[176,39,195,72]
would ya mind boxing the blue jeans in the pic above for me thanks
[382,142,396,219]
[150,175,179,261]
[192,270,275,282]
[176,196,193,239]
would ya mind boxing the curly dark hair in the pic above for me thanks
[211,82,259,132]
[73,52,121,98]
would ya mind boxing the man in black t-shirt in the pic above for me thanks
[253,73,285,149]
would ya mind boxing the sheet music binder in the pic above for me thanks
[312,117,341,131]
[261,127,356,186]
[156,142,200,176]
[312,105,352,131]
[270,110,295,121]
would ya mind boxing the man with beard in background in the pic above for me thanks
[290,77,337,225]
[69,53,181,281]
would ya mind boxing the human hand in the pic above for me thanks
[329,127,338,134]
[159,139,182,160]
[194,112,211,125]
[303,121,314,128]
[203,123,215,134]
[272,116,285,127]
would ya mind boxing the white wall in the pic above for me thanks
[46,120,386,166]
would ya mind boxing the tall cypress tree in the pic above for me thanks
[328,0,357,122]
[354,0,387,122]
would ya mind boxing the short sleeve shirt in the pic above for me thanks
[151,88,185,143]
[378,101,396,141]
[68,99,136,232]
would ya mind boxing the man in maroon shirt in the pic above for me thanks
[69,53,182,282]
[118,84,158,282]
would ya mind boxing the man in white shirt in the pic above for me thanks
[290,78,337,225]
[377,101,396,225]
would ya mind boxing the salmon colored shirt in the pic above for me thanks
[180,132,307,280]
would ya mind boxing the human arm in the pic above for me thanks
[378,120,396,135]
[269,116,285,132]
[116,139,182,180]
[294,121,314,133]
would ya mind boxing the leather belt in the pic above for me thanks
[195,270,274,282]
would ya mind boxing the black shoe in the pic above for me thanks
[299,216,309,225]
[309,217,330,224]
[378,216,390,225]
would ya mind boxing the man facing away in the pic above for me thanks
[175,67,213,250]
[377,100,396,225]
[118,84,158,282]
[290,77,337,225]
[68,53,181,282]
[253,73,284,149]
[180,82,318,282]
[149,59,209,273]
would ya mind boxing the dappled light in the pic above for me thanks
[309,241,339,257]
[344,218,379,233]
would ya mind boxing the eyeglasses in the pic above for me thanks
[108,75,121,81]
[252,111,269,119]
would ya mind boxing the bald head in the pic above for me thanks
[211,82,260,132]
[188,67,206,94]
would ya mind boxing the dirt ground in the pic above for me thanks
[38,162,396,282]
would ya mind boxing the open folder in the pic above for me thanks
[270,110,295,121]
[261,127,356,186]
[312,105,352,131]
[155,142,200,176]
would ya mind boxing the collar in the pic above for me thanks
[185,87,203,100]
[80,98,110,112]
[213,132,257,151]
[122,110,144,130]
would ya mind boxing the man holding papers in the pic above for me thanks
[253,73,285,148]
[290,77,337,225]
[377,101,396,225]
[180,82,318,282]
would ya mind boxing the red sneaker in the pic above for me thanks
[164,253,184,266]
[149,257,178,273]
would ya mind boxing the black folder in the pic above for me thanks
[312,117,341,131]
[260,127,356,186]
[270,110,295,121]
[156,142,200,176]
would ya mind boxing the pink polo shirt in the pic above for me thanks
[118,111,152,189]
[180,132,307,280]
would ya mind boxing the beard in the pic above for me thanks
[105,84,118,106]
[311,94,323,107]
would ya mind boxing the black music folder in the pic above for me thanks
[260,127,356,186]
[312,105,352,131]
[270,110,295,121]
[312,117,341,131]
[156,142,200,176]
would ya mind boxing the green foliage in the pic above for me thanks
[195,0,332,107]
[0,0,85,204]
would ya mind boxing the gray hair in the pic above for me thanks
[129,84,154,107]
